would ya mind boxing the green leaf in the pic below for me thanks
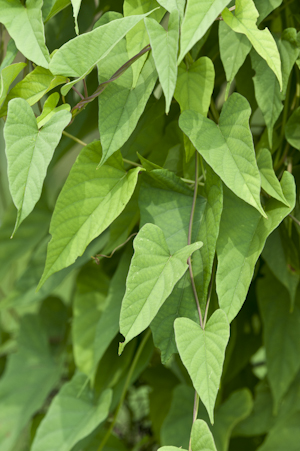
[191,419,217,451]
[174,310,230,424]
[219,21,252,99]
[258,412,300,451]
[278,28,300,96]
[250,50,283,147]
[157,0,185,17]
[0,0,50,68]
[285,107,300,150]
[178,0,231,63]
[4,98,71,235]
[98,39,157,166]
[0,315,61,451]
[257,148,289,205]
[119,223,202,353]
[71,0,82,34]
[216,171,295,323]
[38,141,141,288]
[0,65,68,117]
[257,267,300,411]
[0,62,26,109]
[124,0,164,87]
[37,92,70,128]
[145,10,179,113]
[222,0,282,89]
[179,93,266,217]
[49,12,155,95]
[31,373,112,451]
[174,57,215,115]
[254,0,283,24]
[0,39,18,72]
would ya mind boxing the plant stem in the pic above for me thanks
[203,257,217,328]
[62,131,87,147]
[210,97,219,122]
[122,158,142,168]
[289,213,300,227]
[97,330,151,451]
[189,392,200,451]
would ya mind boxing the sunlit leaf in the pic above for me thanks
[157,0,185,17]
[37,93,70,128]
[71,0,82,34]
[191,419,217,451]
[257,148,289,206]
[0,62,26,109]
[0,39,18,72]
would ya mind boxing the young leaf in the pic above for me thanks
[178,0,231,63]
[0,62,26,109]
[257,267,300,411]
[145,10,179,114]
[4,98,71,235]
[222,0,282,89]
[285,107,300,150]
[174,310,230,424]
[37,93,70,128]
[49,12,156,95]
[31,373,112,451]
[191,419,217,451]
[71,0,82,34]
[37,141,141,288]
[119,223,202,353]
[257,148,289,206]
[0,0,50,68]
[216,171,295,323]
[179,93,266,217]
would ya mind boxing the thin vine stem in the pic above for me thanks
[62,131,87,147]
[189,391,200,451]
[97,330,151,451]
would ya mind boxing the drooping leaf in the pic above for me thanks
[49,12,155,95]
[285,107,300,150]
[179,93,266,216]
[174,310,230,424]
[98,38,157,166]
[71,0,82,34]
[0,0,50,68]
[119,223,202,353]
[0,62,26,109]
[0,66,68,117]
[0,39,18,72]
[257,148,289,205]
[178,0,231,63]
[216,171,295,323]
[37,92,70,128]
[145,10,179,113]
[222,0,282,89]
[191,419,217,451]
[124,0,164,87]
[4,98,71,235]
[37,141,141,288]
[257,267,300,410]
[31,373,112,451]
[157,0,185,17]
[0,315,61,451]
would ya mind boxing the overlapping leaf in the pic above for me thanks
[257,148,289,205]
[174,310,230,423]
[37,92,70,128]
[71,0,82,34]
[119,223,202,353]
[222,0,282,89]
[145,10,179,113]
[0,62,26,109]
[4,98,71,235]
[37,141,141,288]
[157,0,185,17]
[0,39,18,72]
[216,171,295,323]
[0,0,50,68]
[285,107,300,150]
[179,0,231,63]
[179,93,265,216]
[31,373,112,451]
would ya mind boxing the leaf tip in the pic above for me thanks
[118,341,125,355]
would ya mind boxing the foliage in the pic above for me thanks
[0,1,300,451]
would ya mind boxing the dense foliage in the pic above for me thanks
[0,0,300,450]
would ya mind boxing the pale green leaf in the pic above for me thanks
[38,141,141,288]
[0,65,68,117]
[257,148,289,205]
[0,0,50,68]
[37,92,70,128]
[119,223,202,353]
[174,57,215,115]
[145,10,179,113]
[98,39,157,166]
[0,39,18,72]
[174,310,230,424]
[49,12,155,95]
[179,0,231,63]
[257,267,300,410]
[157,0,185,17]
[179,93,266,217]
[222,0,282,89]
[216,171,295,323]
[191,419,217,451]
[285,107,300,150]
[31,373,112,451]
[4,98,71,234]
[254,0,283,24]
[124,0,164,87]
[71,0,82,34]
[219,21,252,98]
[250,50,283,147]
[158,448,186,451]
[0,315,61,451]
[0,62,26,109]
[258,411,300,450]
